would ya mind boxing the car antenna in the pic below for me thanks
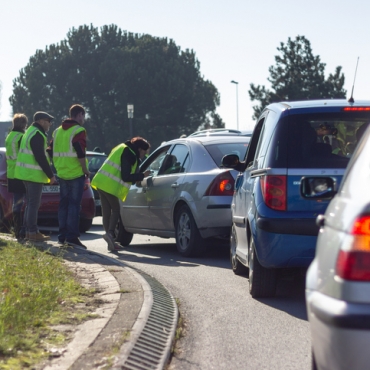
[348,57,359,103]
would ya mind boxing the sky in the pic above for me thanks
[1,0,370,135]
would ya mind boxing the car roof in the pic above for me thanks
[189,128,252,137]
[266,99,370,113]
[86,150,107,156]
[163,135,250,146]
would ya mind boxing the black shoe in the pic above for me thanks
[57,238,66,245]
[66,238,87,249]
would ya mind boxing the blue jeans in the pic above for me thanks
[23,181,43,234]
[58,175,85,240]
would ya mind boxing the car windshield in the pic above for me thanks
[204,142,249,167]
[87,155,107,172]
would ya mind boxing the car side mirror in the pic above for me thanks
[222,154,240,168]
[300,177,336,199]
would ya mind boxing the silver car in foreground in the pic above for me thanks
[306,124,370,370]
[117,136,249,256]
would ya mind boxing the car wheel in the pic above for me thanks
[0,205,6,233]
[115,217,133,246]
[230,225,249,276]
[249,236,277,298]
[175,205,205,257]
[79,218,93,233]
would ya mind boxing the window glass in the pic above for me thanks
[87,155,107,172]
[140,146,171,176]
[286,112,370,169]
[205,142,249,168]
[159,144,189,175]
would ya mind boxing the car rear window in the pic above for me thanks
[205,142,249,167]
[265,112,370,169]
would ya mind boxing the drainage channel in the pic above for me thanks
[120,271,178,370]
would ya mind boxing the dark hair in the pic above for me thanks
[131,136,150,151]
[69,104,85,118]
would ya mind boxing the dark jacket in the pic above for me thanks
[121,141,145,182]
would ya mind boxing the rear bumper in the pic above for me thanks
[307,290,370,370]
[257,216,319,236]
[307,290,370,330]
[253,225,316,268]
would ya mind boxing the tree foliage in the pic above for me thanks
[10,24,222,150]
[249,35,346,119]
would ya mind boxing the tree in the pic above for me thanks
[249,35,346,119]
[10,24,222,150]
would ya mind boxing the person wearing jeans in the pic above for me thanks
[58,175,85,243]
[49,104,89,249]
[14,111,56,242]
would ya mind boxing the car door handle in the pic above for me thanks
[171,183,179,189]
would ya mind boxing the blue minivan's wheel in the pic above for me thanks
[249,236,277,298]
[230,225,249,276]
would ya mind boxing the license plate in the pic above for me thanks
[42,185,60,193]
[95,199,101,206]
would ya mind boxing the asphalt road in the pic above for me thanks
[46,217,311,370]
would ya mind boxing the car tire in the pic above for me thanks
[115,217,133,246]
[248,236,277,298]
[230,225,249,276]
[79,218,93,233]
[175,205,205,257]
[0,205,6,233]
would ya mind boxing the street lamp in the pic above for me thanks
[231,80,239,130]
[127,104,134,138]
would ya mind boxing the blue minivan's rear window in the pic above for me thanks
[267,112,370,169]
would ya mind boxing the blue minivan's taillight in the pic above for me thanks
[260,175,287,211]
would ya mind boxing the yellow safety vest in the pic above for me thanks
[5,131,23,179]
[52,125,87,180]
[91,144,137,201]
[14,125,50,184]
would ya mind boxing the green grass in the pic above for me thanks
[0,238,94,369]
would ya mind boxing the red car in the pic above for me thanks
[0,147,95,233]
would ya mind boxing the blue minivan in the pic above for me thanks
[222,99,370,297]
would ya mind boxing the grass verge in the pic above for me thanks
[0,238,95,370]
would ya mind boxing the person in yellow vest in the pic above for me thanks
[48,104,89,249]
[5,113,28,239]
[91,137,151,251]
[14,111,56,242]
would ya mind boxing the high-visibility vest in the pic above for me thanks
[52,125,87,180]
[5,131,23,179]
[14,125,50,184]
[91,143,137,201]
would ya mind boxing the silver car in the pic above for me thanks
[117,136,250,256]
[306,124,370,370]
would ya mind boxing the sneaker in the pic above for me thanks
[103,233,115,251]
[28,232,50,242]
[66,238,87,249]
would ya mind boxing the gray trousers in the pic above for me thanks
[97,189,120,234]
[23,181,43,234]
